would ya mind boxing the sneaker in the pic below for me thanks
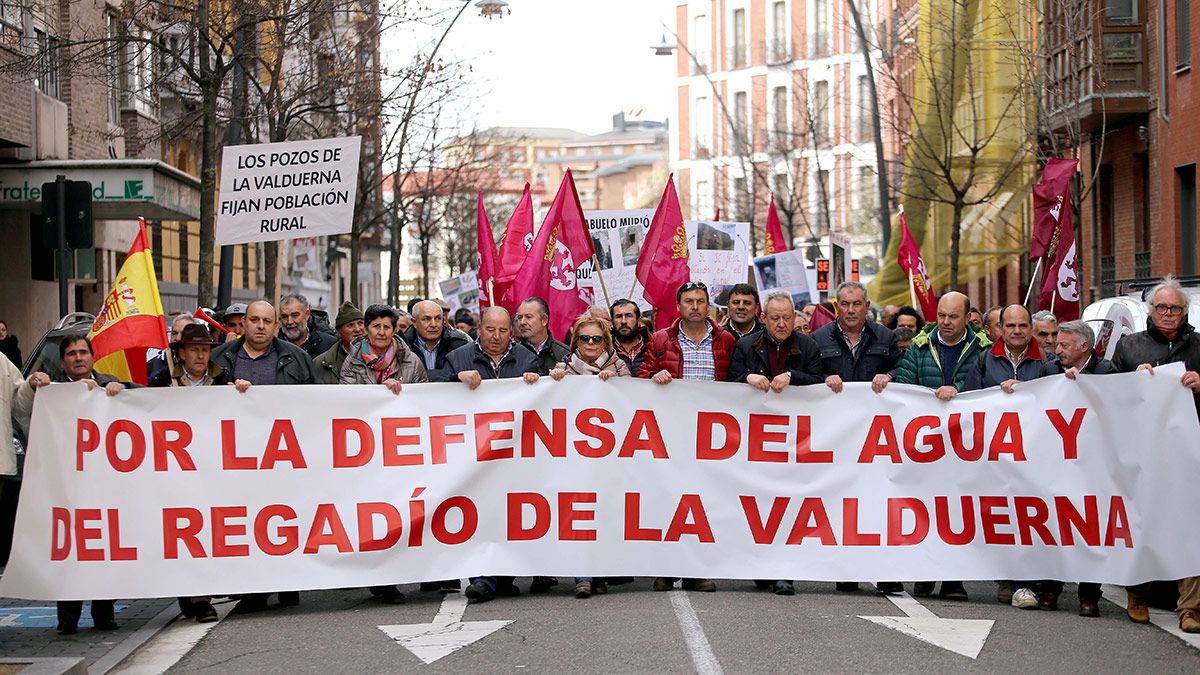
[1037,590,1058,611]
[773,580,795,596]
[681,578,717,592]
[464,580,494,604]
[574,581,592,599]
[592,580,608,595]
[652,577,676,591]
[939,582,969,601]
[1012,587,1039,610]
[1180,609,1200,633]
[1127,592,1150,624]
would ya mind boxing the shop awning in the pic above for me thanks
[0,159,201,221]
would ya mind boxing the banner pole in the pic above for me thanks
[592,255,612,307]
[1024,257,1044,307]
[908,271,918,309]
[487,278,494,307]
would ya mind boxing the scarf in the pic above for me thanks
[359,337,400,384]
[567,350,616,375]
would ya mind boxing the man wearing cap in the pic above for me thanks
[223,303,248,337]
[314,301,366,385]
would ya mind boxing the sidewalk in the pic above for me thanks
[0,588,174,674]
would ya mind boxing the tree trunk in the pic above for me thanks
[196,0,216,308]
[949,201,965,289]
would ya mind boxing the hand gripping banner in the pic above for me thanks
[3,365,1200,600]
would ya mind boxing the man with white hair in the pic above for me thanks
[1112,277,1200,632]
[1032,310,1059,357]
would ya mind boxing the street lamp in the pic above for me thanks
[650,35,674,57]
[476,0,510,19]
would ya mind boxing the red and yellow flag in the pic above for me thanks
[88,217,167,384]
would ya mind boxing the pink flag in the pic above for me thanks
[476,192,498,310]
[1034,160,1081,321]
[637,175,691,330]
[508,170,595,339]
[763,194,788,255]
[1030,158,1078,260]
[895,208,938,321]
[495,183,534,312]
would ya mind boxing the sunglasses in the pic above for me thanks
[680,281,708,292]
[577,334,605,344]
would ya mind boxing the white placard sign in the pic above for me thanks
[686,220,751,306]
[753,249,816,306]
[217,136,362,245]
[579,209,654,309]
[438,271,481,314]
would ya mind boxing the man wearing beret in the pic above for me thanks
[314,301,366,385]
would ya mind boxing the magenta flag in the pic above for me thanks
[476,192,498,310]
[764,193,788,255]
[495,183,534,312]
[508,170,595,339]
[637,175,691,329]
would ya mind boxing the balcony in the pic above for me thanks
[1043,16,1150,133]
[1135,250,1152,279]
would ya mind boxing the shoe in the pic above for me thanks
[178,597,197,618]
[419,582,442,592]
[652,577,676,592]
[574,581,592,599]
[1079,601,1100,618]
[378,586,406,605]
[996,581,1013,604]
[495,581,522,597]
[233,595,269,614]
[773,580,795,596]
[682,578,716,592]
[835,582,860,593]
[440,579,462,591]
[607,576,635,585]
[754,580,773,590]
[592,580,608,595]
[940,582,969,601]
[194,602,219,623]
[876,582,903,594]
[913,582,935,597]
[1012,587,1039,610]
[464,580,494,604]
[93,619,119,631]
[1038,590,1059,611]
[1127,592,1150,624]
[529,576,558,594]
[56,622,78,635]
[1180,609,1200,633]
[277,591,299,607]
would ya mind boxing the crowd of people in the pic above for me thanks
[2,278,1199,635]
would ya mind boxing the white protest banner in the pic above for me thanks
[686,220,751,306]
[4,366,1200,600]
[580,209,654,309]
[217,136,362,245]
[830,231,852,289]
[438,271,481,314]
[753,249,815,306]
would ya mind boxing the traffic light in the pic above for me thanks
[41,179,94,250]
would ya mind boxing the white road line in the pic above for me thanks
[668,589,724,675]
[106,601,233,674]
[1101,585,1200,651]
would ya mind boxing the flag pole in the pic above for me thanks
[1023,257,1044,306]
[487,278,494,307]
[908,271,918,309]
[592,255,611,307]
[1050,286,1057,315]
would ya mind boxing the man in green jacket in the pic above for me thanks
[887,291,990,601]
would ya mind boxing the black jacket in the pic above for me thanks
[53,371,139,388]
[444,341,539,380]
[727,330,823,385]
[298,329,338,360]
[521,337,571,376]
[211,337,316,385]
[1112,321,1200,415]
[401,325,471,382]
[1041,356,1116,377]
[963,341,1046,391]
[725,318,766,342]
[811,320,902,381]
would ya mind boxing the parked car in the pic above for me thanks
[1082,277,1200,360]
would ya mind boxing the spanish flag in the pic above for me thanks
[88,217,167,384]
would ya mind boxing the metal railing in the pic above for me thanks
[1135,250,1152,279]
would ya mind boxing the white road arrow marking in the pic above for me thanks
[859,588,994,659]
[378,584,513,665]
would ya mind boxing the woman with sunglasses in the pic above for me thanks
[549,314,631,598]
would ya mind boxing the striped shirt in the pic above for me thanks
[679,323,716,381]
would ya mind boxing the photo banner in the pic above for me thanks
[216,136,362,245]
[438,270,481,314]
[4,366,1200,600]
[686,220,751,306]
[579,209,654,310]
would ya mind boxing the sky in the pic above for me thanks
[380,0,679,135]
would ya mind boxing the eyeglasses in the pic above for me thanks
[680,281,707,292]
[577,334,605,344]
[1153,304,1186,316]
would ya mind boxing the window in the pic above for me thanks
[813,0,831,56]
[694,96,712,156]
[774,173,790,202]
[1105,0,1137,25]
[851,0,874,51]
[772,86,789,146]
[695,180,713,219]
[732,177,749,220]
[733,91,748,152]
[1180,164,1197,276]
[770,1,788,62]
[815,169,831,232]
[179,222,189,284]
[813,81,831,146]
[856,76,873,142]
[857,167,877,221]
[692,14,710,73]
[120,24,155,116]
[106,14,120,125]
[34,30,60,99]
[732,9,747,67]
[1179,0,1191,68]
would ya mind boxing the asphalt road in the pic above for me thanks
[149,579,1200,673]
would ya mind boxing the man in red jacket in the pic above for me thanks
[637,281,737,383]
[637,281,736,593]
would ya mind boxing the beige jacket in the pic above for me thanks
[1,353,32,475]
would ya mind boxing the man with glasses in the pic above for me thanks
[811,281,904,594]
[1112,277,1200,632]
[638,280,737,594]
